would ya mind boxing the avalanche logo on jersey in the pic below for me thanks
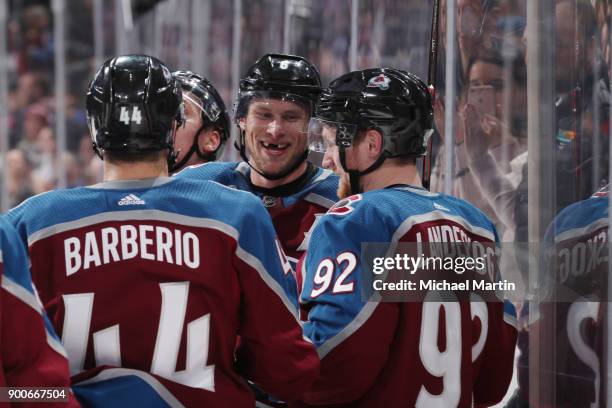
[367,74,391,90]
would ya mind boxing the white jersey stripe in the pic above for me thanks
[304,193,336,209]
[2,274,41,314]
[2,275,67,357]
[28,210,238,247]
[391,210,496,244]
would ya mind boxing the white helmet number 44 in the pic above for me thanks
[119,106,143,125]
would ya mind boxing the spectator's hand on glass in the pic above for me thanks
[463,103,492,160]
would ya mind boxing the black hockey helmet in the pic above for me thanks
[234,53,322,120]
[86,55,183,163]
[234,54,321,180]
[308,68,434,191]
[170,70,230,170]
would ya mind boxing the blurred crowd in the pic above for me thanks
[2,0,611,227]
[2,0,612,405]
[3,0,611,221]
[4,2,99,208]
[425,1,611,405]
[1,0,433,208]
[429,0,610,287]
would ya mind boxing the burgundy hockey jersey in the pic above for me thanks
[530,185,609,408]
[297,186,517,407]
[0,216,78,407]
[7,177,318,407]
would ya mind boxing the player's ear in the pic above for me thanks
[238,118,247,131]
[364,128,384,158]
[200,129,221,153]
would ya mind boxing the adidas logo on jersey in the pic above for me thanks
[118,194,145,206]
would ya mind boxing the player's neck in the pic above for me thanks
[103,160,169,181]
[360,162,422,192]
[249,160,309,189]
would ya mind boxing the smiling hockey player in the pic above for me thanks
[174,54,339,268]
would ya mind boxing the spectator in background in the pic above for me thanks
[76,132,105,186]
[5,149,34,208]
[61,152,84,188]
[17,103,49,167]
[429,0,525,192]
[430,48,528,303]
[65,92,89,153]
[16,5,53,74]
[31,126,55,193]
[461,49,527,238]
[514,0,610,245]
[13,72,49,108]
[9,73,50,149]
[457,0,501,76]
[77,133,96,176]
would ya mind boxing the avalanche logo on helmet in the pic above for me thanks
[367,74,391,90]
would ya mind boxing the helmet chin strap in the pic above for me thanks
[166,142,178,171]
[170,124,217,172]
[238,128,309,181]
[92,142,103,160]
[339,149,388,194]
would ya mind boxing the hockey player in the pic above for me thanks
[297,68,517,407]
[7,55,318,407]
[174,54,339,267]
[0,216,78,407]
[520,184,608,408]
[170,70,230,172]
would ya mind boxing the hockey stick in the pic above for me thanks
[422,0,441,190]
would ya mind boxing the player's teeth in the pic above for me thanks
[262,142,287,149]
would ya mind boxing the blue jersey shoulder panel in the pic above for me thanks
[172,161,240,185]
[320,186,497,240]
[9,178,260,237]
[174,161,339,206]
[548,192,608,240]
